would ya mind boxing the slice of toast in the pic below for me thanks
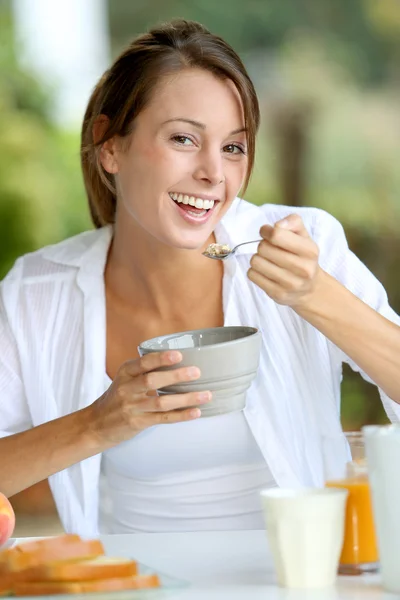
[0,535,81,575]
[2,536,104,572]
[13,573,161,596]
[0,535,80,561]
[16,556,138,583]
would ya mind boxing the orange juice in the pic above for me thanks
[326,476,378,568]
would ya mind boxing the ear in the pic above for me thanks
[93,115,119,175]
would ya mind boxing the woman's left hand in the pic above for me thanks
[247,214,323,310]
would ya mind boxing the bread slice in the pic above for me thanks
[0,535,80,561]
[17,556,138,583]
[2,536,104,572]
[0,535,81,575]
[0,535,80,568]
[14,573,161,596]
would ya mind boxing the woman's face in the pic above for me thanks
[103,68,248,249]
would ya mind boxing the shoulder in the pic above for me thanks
[2,227,111,287]
[1,227,111,320]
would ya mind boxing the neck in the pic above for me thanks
[105,215,223,319]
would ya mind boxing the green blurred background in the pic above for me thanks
[1,0,399,532]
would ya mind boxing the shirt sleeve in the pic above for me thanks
[0,285,32,437]
[312,208,400,423]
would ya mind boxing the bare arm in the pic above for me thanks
[0,407,99,498]
[0,350,211,498]
[248,213,400,404]
[295,270,400,404]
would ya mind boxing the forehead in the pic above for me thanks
[143,68,245,129]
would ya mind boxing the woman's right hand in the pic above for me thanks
[86,351,211,447]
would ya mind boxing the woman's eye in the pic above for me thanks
[171,135,194,146]
[224,144,246,155]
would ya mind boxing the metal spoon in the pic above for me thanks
[202,239,262,260]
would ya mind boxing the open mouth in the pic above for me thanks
[168,192,218,217]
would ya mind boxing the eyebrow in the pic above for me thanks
[162,118,247,136]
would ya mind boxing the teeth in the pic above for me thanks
[169,193,215,210]
[188,210,207,216]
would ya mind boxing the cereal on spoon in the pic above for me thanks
[203,243,232,258]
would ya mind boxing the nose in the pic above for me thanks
[193,146,224,186]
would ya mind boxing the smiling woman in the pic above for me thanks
[94,68,249,249]
[0,19,400,537]
[81,20,259,231]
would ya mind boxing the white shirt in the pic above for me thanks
[101,375,276,533]
[1,198,399,536]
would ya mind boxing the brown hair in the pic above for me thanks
[81,19,260,228]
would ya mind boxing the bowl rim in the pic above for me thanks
[138,325,260,352]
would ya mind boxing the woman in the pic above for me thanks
[1,19,399,536]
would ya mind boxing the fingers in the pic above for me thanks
[275,214,310,237]
[259,214,318,262]
[259,225,317,258]
[132,365,201,394]
[119,350,183,379]
[153,407,202,425]
[115,363,209,420]
[254,243,318,281]
[249,254,303,288]
[126,391,212,429]
[248,215,321,307]
[137,390,212,413]
[247,268,288,304]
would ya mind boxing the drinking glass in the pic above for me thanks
[260,487,348,588]
[323,431,379,575]
[364,425,400,593]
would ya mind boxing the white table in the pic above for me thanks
[98,530,395,599]
[11,530,396,599]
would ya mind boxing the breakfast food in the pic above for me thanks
[203,243,231,257]
[16,556,138,583]
[0,534,160,596]
[1,535,103,573]
[0,495,15,548]
[14,574,160,596]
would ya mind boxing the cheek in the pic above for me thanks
[118,146,163,191]
[141,142,163,162]
[225,161,247,191]
[134,144,183,180]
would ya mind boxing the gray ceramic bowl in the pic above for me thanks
[138,326,261,418]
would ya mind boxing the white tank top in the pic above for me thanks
[100,376,275,533]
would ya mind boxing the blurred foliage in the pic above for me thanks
[246,35,400,230]
[0,4,90,278]
[108,0,400,85]
[1,0,400,429]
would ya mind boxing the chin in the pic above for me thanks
[172,239,205,251]
[154,220,209,248]
[163,232,209,251]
